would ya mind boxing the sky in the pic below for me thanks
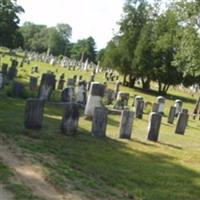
[17,0,125,50]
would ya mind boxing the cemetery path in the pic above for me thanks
[0,185,13,200]
[0,136,85,200]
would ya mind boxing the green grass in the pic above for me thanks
[0,53,200,200]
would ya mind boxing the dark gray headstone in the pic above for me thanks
[175,109,189,135]
[30,76,38,91]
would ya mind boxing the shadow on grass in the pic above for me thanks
[0,97,200,200]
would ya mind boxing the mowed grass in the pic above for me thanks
[0,54,200,200]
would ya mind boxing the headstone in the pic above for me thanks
[152,103,159,113]
[60,103,79,136]
[91,107,108,137]
[57,77,65,90]
[24,98,44,129]
[30,76,38,91]
[114,81,121,99]
[114,92,129,110]
[119,110,134,139]
[75,81,87,105]
[61,87,75,102]
[1,63,8,76]
[193,97,200,120]
[8,66,17,80]
[0,73,3,89]
[174,99,183,116]
[84,82,105,117]
[156,96,165,114]
[38,73,56,100]
[175,109,189,135]
[135,96,144,119]
[67,78,75,87]
[147,112,162,142]
[12,82,24,97]
[104,89,115,105]
[168,106,176,124]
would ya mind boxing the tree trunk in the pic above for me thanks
[129,74,136,88]
[142,77,150,91]
[123,73,127,86]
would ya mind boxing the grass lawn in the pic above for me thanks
[0,53,200,200]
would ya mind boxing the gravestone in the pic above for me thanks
[75,81,87,105]
[152,103,159,113]
[38,73,56,100]
[91,107,108,137]
[30,76,38,91]
[58,75,65,90]
[156,96,165,114]
[119,110,134,139]
[61,87,75,102]
[135,96,144,119]
[0,73,3,89]
[114,92,129,110]
[1,63,8,76]
[168,106,176,124]
[114,81,121,99]
[12,82,24,97]
[193,97,200,120]
[24,98,45,129]
[175,109,189,135]
[104,89,115,105]
[147,112,162,142]
[8,66,17,80]
[61,103,79,135]
[67,78,75,87]
[174,99,183,116]
[84,82,105,117]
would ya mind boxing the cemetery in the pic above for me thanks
[0,0,200,200]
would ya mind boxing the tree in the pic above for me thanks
[0,0,24,48]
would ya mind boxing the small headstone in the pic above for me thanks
[61,87,75,102]
[75,81,87,105]
[152,103,159,113]
[119,110,134,139]
[30,76,38,91]
[156,96,165,114]
[168,106,176,124]
[135,96,144,119]
[174,99,183,116]
[114,81,121,99]
[24,98,45,129]
[12,82,24,97]
[114,92,129,110]
[175,109,189,135]
[147,112,162,142]
[84,82,105,117]
[60,103,79,136]
[91,107,108,137]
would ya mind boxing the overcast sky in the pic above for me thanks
[17,0,125,50]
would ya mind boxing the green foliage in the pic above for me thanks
[0,0,24,48]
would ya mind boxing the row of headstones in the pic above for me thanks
[24,82,189,141]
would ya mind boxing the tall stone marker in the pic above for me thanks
[147,112,162,142]
[119,110,134,139]
[168,106,176,124]
[175,109,189,135]
[156,96,165,114]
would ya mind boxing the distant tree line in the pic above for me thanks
[99,0,200,94]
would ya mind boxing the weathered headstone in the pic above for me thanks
[119,110,134,139]
[8,66,17,80]
[84,82,105,117]
[75,81,87,105]
[135,96,144,119]
[175,109,189,135]
[174,99,183,116]
[147,112,162,142]
[30,76,38,91]
[24,98,45,129]
[60,103,79,135]
[114,92,129,110]
[168,106,176,124]
[91,107,108,137]
[104,89,115,105]
[61,87,75,102]
[38,73,56,100]
[156,96,165,114]
[152,103,159,113]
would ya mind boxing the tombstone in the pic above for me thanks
[135,96,144,119]
[67,78,75,87]
[168,106,176,124]
[147,112,162,142]
[1,63,8,76]
[57,78,65,90]
[38,73,56,100]
[114,92,129,110]
[60,103,79,136]
[87,74,95,91]
[84,82,105,117]
[91,107,108,137]
[12,82,25,97]
[75,81,87,105]
[61,87,75,102]
[156,96,165,114]
[175,109,189,135]
[193,97,200,120]
[8,66,17,80]
[30,76,38,91]
[104,89,115,105]
[11,59,18,68]
[152,103,159,113]
[114,81,121,99]
[24,98,45,129]
[174,99,183,116]
[0,73,3,89]
[119,110,134,139]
